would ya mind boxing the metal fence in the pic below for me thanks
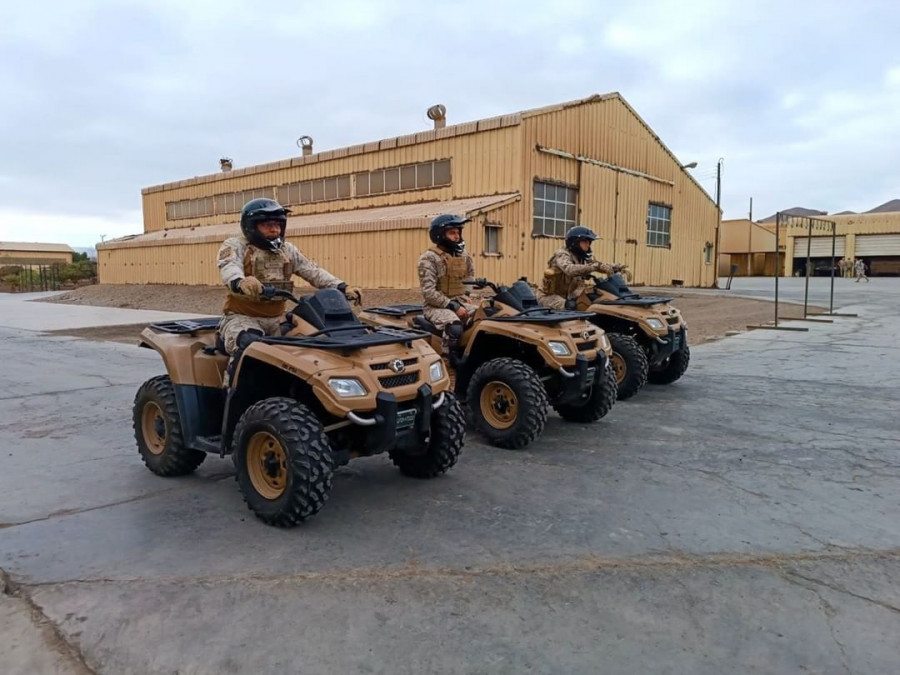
[0,263,97,293]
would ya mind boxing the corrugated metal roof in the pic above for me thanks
[142,94,621,194]
[102,193,520,250]
[0,241,75,253]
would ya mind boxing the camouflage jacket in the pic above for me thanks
[217,236,343,290]
[417,248,475,309]
[542,248,601,298]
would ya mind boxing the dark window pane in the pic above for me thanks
[355,173,369,196]
[300,182,313,203]
[533,199,544,217]
[371,170,384,194]
[416,162,433,188]
[384,168,399,192]
[324,178,337,201]
[400,165,416,190]
[312,180,325,202]
[337,175,351,199]
[533,181,545,199]
[433,159,451,185]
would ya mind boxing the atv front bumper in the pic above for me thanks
[649,327,687,369]
[346,384,442,455]
[555,353,608,405]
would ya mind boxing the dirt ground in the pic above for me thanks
[40,283,820,345]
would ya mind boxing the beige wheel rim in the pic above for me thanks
[480,381,519,430]
[141,401,166,455]
[246,432,288,500]
[610,352,627,385]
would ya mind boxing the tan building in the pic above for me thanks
[723,212,900,276]
[100,93,720,289]
[783,212,900,276]
[0,241,74,268]
[719,219,780,276]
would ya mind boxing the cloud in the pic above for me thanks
[1,0,898,244]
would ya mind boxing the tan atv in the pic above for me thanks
[359,278,616,450]
[133,286,465,527]
[574,269,689,399]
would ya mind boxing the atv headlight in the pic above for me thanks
[328,378,367,398]
[645,318,666,331]
[548,341,571,356]
[429,360,444,382]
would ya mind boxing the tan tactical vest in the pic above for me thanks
[223,246,293,318]
[541,255,569,297]
[431,247,468,299]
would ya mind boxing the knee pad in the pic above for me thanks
[236,329,264,351]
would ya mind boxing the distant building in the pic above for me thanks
[0,241,74,268]
[721,206,900,277]
[98,93,719,288]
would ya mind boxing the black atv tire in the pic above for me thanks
[555,361,617,423]
[390,392,465,478]
[133,375,206,476]
[232,397,334,527]
[607,332,649,400]
[467,357,549,449]
[648,344,691,385]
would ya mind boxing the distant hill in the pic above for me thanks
[865,199,900,213]
[833,210,857,215]
[759,207,828,223]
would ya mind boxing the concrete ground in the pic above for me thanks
[0,280,898,674]
[0,291,212,331]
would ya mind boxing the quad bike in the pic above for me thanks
[359,278,616,450]
[133,286,465,527]
[574,269,689,400]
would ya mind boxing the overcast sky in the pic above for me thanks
[1,0,898,247]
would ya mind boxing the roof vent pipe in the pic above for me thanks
[297,135,314,156]
[427,104,447,129]
[219,157,233,172]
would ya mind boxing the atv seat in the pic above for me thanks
[412,315,442,337]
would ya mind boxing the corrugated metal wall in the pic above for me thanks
[142,126,522,233]
[520,99,718,287]
[109,95,718,289]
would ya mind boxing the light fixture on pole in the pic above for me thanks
[681,161,698,169]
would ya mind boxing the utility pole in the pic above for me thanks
[749,197,753,221]
[713,158,723,288]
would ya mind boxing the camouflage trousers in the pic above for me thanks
[424,301,479,332]
[218,314,284,354]
[536,291,567,310]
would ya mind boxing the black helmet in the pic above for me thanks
[240,198,291,251]
[565,225,598,261]
[429,213,470,254]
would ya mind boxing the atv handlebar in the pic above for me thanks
[261,286,301,304]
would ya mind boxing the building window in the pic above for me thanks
[277,175,351,206]
[704,241,713,264]
[484,224,501,254]
[355,159,451,198]
[646,203,672,248]
[532,181,577,237]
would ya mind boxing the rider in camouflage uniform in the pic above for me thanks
[417,214,477,359]
[217,198,361,381]
[537,226,617,310]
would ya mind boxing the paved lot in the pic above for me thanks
[1,282,899,674]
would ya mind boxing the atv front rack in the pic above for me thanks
[261,326,431,350]
[486,307,595,324]
[590,296,673,306]
[148,317,221,334]
[363,304,424,316]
